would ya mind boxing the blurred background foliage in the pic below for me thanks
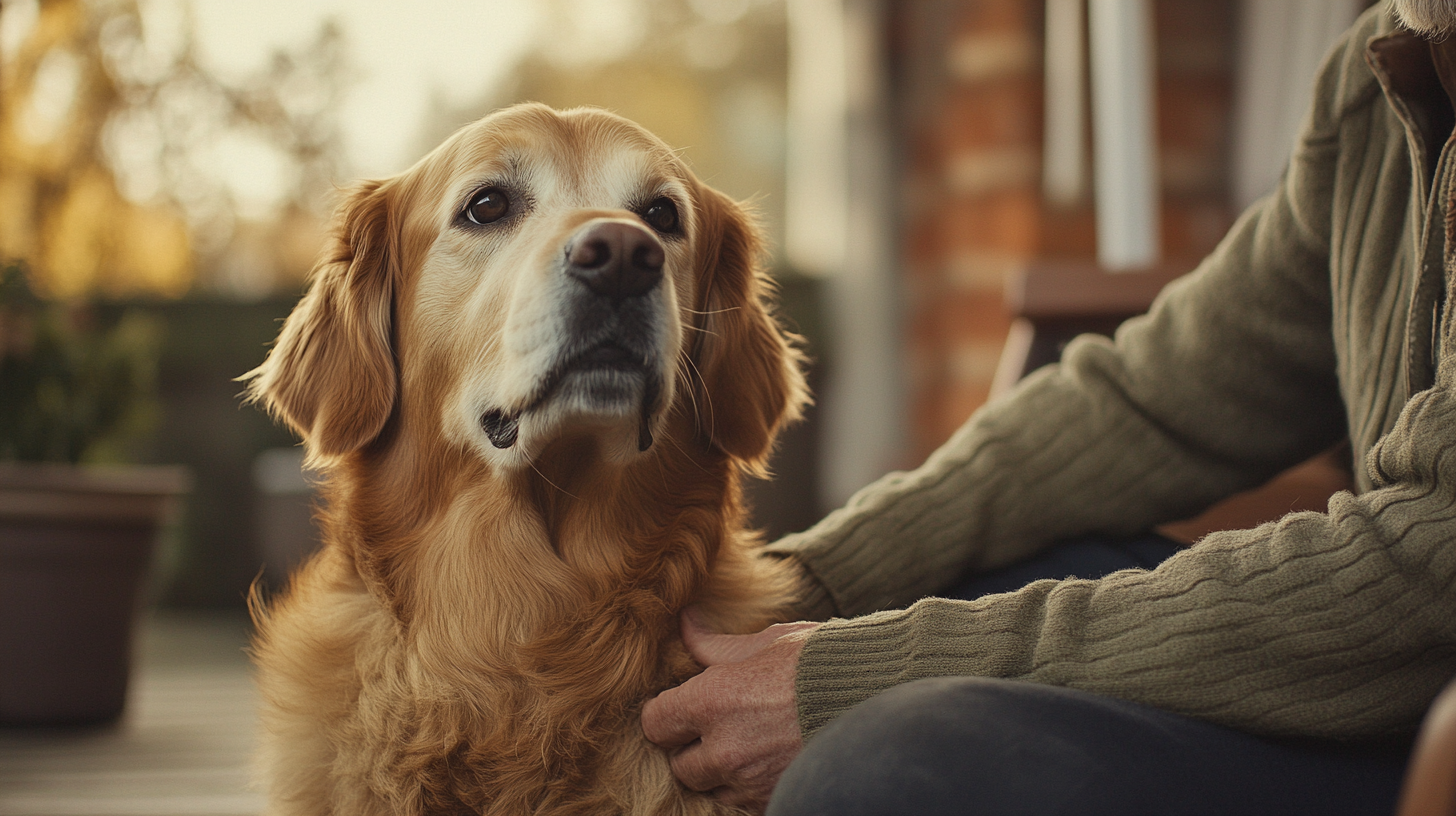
[0,0,346,299]
[0,0,804,607]
[0,261,161,463]
[425,0,789,266]
[0,0,786,301]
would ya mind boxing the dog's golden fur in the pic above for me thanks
[244,104,808,815]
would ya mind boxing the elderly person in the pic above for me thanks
[642,2,1456,814]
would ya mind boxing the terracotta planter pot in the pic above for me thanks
[0,463,190,726]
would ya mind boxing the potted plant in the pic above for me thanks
[0,263,189,726]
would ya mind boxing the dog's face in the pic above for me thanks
[415,110,693,467]
[247,104,805,478]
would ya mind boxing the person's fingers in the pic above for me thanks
[712,777,773,811]
[675,734,778,809]
[668,740,727,793]
[641,682,706,748]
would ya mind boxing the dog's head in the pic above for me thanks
[246,104,806,479]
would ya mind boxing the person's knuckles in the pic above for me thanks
[641,686,696,745]
[669,746,722,792]
[689,630,772,666]
[694,663,756,712]
[714,739,755,777]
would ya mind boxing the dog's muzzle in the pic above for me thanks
[481,219,669,453]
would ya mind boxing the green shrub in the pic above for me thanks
[0,264,162,464]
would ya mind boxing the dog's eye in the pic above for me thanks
[465,188,510,225]
[641,198,679,234]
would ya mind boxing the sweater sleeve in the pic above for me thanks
[774,9,1456,741]
[765,20,1352,622]
[794,370,1456,741]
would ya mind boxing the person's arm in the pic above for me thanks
[769,129,1345,623]
[644,22,1355,798]
[766,5,1378,626]
[778,6,1450,742]
[796,355,1456,739]
[783,8,1455,743]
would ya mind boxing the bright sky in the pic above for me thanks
[187,0,661,215]
[187,0,544,178]
[0,0,554,216]
[1,0,726,220]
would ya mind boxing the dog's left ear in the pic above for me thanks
[688,184,810,475]
[242,179,398,464]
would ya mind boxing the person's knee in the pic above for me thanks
[768,677,1060,816]
[768,676,1412,816]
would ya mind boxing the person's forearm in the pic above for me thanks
[794,416,1456,743]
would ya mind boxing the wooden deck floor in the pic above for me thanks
[0,611,263,816]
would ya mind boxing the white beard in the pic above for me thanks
[1393,0,1456,37]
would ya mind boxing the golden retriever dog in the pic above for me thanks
[243,103,808,815]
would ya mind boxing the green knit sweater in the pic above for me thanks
[767,4,1456,743]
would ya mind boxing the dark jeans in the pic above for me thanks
[767,534,1413,816]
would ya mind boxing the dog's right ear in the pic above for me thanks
[243,180,397,463]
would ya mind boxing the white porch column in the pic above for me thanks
[1088,0,1160,271]
[1043,0,1087,206]
[1232,0,1360,210]
[787,0,903,510]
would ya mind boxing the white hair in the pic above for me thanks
[1393,0,1456,37]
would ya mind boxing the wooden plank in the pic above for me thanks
[1006,259,1191,320]
[0,613,262,816]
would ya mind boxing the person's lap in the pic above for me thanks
[941,531,1185,601]
[767,533,1412,816]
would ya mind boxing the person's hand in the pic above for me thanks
[642,609,820,811]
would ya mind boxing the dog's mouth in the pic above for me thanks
[570,341,649,371]
[481,339,663,453]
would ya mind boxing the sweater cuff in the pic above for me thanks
[791,588,1059,740]
[793,608,922,739]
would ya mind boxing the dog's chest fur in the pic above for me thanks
[254,430,790,815]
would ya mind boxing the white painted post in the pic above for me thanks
[1088,0,1159,271]
[786,0,848,279]
[1043,0,1087,206]
[1232,0,1359,210]
[787,0,904,510]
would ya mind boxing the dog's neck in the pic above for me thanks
[317,402,739,683]
[522,421,732,572]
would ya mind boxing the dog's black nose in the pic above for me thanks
[566,221,664,299]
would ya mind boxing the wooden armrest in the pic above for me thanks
[992,259,1194,394]
[1006,259,1190,321]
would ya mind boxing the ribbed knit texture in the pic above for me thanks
[768,5,1456,743]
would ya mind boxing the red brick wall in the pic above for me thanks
[889,0,1237,461]
[1156,1,1237,261]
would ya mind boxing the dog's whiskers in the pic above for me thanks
[669,358,723,472]
[675,356,707,427]
[661,429,711,476]
[674,357,702,422]
[528,458,581,501]
[680,354,716,449]
[683,306,741,316]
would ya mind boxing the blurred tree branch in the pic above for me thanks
[0,0,349,297]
